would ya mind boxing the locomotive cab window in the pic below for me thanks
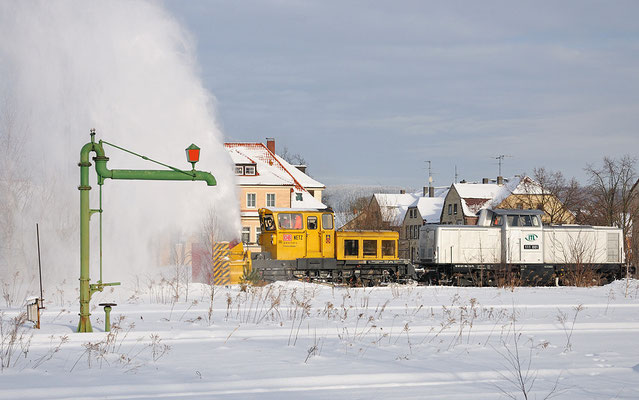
[322,213,333,230]
[344,239,359,257]
[363,240,377,257]
[307,216,318,230]
[278,213,303,230]
[262,215,276,231]
[382,240,395,257]
[491,215,503,226]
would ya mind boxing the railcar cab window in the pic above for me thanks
[344,239,358,257]
[382,240,395,256]
[262,215,276,231]
[491,215,503,226]
[506,214,541,227]
[307,216,318,230]
[322,213,333,230]
[363,240,377,257]
[278,213,303,230]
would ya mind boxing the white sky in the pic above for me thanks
[165,0,639,188]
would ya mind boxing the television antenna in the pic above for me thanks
[494,155,511,176]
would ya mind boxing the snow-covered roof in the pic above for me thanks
[453,176,544,217]
[224,143,324,190]
[414,197,446,223]
[375,187,449,225]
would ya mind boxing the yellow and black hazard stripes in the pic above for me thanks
[211,243,230,285]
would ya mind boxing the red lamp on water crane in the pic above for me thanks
[185,144,200,170]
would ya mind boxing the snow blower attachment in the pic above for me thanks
[77,129,217,332]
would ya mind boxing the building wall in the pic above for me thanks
[400,207,423,262]
[497,194,576,224]
[440,187,465,225]
[238,185,292,250]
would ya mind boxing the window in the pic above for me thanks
[255,226,261,243]
[278,213,303,230]
[344,239,359,257]
[266,193,276,207]
[453,204,458,215]
[322,214,333,230]
[241,227,250,244]
[262,215,276,231]
[307,216,318,230]
[382,240,395,257]
[448,204,452,215]
[295,192,303,201]
[491,215,503,226]
[234,165,244,175]
[363,240,377,257]
[246,193,256,208]
[244,165,256,175]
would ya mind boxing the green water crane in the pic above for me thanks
[78,129,216,332]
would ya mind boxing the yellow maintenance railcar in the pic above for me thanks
[231,208,415,285]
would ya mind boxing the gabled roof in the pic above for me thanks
[375,187,448,225]
[414,196,446,223]
[452,176,543,217]
[225,142,324,190]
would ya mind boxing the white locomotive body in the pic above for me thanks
[418,209,625,285]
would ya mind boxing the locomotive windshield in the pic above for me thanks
[506,214,541,227]
[262,215,276,231]
[278,213,303,230]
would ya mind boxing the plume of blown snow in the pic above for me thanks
[0,1,240,301]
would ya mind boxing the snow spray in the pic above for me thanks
[0,1,240,302]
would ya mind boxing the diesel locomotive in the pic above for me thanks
[417,208,628,286]
[229,208,416,285]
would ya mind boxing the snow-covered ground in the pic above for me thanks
[2,280,639,399]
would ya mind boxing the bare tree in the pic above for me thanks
[510,170,579,224]
[278,146,307,167]
[585,156,638,263]
[531,168,583,224]
[341,195,395,231]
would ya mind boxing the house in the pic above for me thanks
[401,194,447,262]
[225,138,326,250]
[440,176,575,225]
[341,186,448,261]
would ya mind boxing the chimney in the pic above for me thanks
[497,176,504,185]
[423,187,428,197]
[482,178,489,184]
[400,189,406,194]
[429,186,435,197]
[294,165,307,174]
[266,137,275,153]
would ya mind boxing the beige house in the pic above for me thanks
[225,139,326,251]
[440,176,575,225]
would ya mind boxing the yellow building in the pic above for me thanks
[440,176,575,225]
[225,139,326,251]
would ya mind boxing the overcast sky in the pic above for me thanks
[165,0,639,189]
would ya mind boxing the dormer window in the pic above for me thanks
[234,164,257,176]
